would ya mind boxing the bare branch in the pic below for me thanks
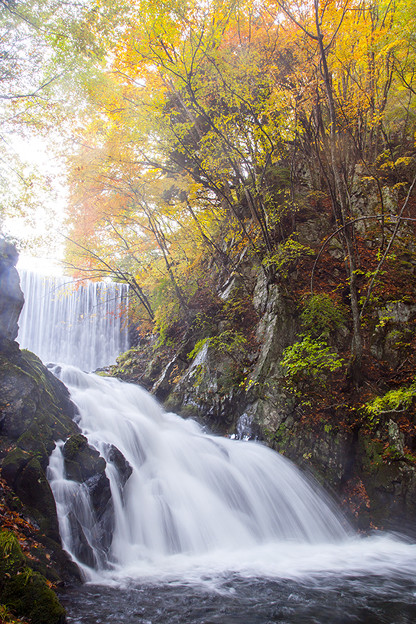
[310,211,416,295]
[0,73,64,100]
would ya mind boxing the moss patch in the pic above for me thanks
[0,530,65,624]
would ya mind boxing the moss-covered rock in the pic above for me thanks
[0,349,78,544]
[63,434,106,482]
[0,530,65,624]
[0,344,81,588]
[356,430,416,531]
[2,449,60,541]
[0,349,78,466]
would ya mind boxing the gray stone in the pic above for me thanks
[0,238,24,344]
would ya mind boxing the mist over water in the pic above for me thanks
[47,366,416,623]
[18,269,129,371]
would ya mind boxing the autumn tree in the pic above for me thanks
[266,0,416,384]
[63,0,416,361]
[0,0,105,247]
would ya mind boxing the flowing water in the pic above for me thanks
[18,270,129,371]
[47,365,416,624]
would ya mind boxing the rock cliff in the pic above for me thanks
[0,239,24,346]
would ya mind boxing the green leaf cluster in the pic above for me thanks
[281,334,344,398]
[262,236,314,279]
[188,330,247,362]
[364,381,416,423]
[300,294,346,339]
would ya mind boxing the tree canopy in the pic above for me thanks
[2,0,416,378]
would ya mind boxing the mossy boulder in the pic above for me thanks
[357,431,416,531]
[0,346,80,584]
[0,349,77,463]
[0,530,66,624]
[2,449,60,541]
[62,433,112,528]
[63,434,106,482]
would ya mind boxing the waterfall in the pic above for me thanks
[17,269,129,371]
[47,364,351,582]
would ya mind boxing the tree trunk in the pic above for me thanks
[314,0,363,384]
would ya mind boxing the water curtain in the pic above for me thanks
[18,270,129,371]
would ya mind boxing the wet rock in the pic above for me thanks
[63,434,115,558]
[107,443,133,487]
[67,511,97,569]
[2,450,61,542]
[63,433,113,520]
[0,242,80,602]
[63,433,106,482]
[0,268,79,583]
[0,348,78,545]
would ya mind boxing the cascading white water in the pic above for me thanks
[47,364,353,582]
[18,269,129,371]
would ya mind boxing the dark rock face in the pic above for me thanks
[62,435,133,566]
[0,242,83,622]
[0,238,24,345]
[107,443,133,487]
[63,433,106,482]
[148,257,416,534]
[240,276,416,534]
[63,434,113,542]
[0,348,78,543]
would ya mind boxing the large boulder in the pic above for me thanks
[0,242,84,624]
[0,349,78,539]
[0,243,82,600]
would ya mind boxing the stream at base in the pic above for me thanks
[59,536,416,623]
[60,571,416,624]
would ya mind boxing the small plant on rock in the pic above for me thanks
[301,294,346,339]
[280,334,345,399]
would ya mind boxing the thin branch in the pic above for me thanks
[360,173,416,318]
[0,73,64,100]
[276,1,318,40]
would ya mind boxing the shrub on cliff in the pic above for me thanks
[280,334,345,401]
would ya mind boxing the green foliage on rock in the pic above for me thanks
[281,335,345,399]
[300,294,346,339]
[364,381,416,425]
[0,530,65,624]
[262,236,315,279]
[188,330,247,363]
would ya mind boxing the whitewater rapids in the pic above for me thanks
[47,365,416,591]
